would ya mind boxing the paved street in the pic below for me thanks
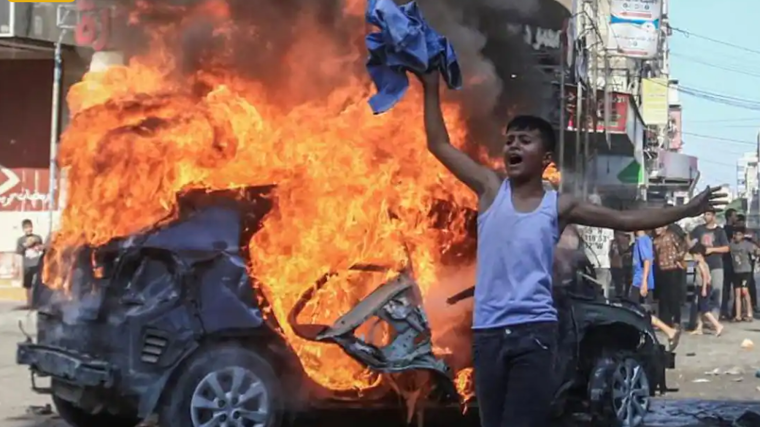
[0,301,759,427]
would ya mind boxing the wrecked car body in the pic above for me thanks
[17,188,674,427]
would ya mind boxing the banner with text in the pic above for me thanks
[607,0,662,59]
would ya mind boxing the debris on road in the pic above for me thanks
[25,404,52,416]
[725,367,744,376]
[693,378,711,383]
[740,339,754,349]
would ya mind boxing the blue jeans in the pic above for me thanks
[473,322,558,427]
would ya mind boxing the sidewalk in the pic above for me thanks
[0,285,26,302]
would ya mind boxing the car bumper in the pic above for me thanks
[17,342,116,388]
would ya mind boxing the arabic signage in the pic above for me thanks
[0,167,51,212]
[607,0,662,59]
[641,77,669,126]
[506,22,563,52]
[565,86,629,134]
[668,106,682,151]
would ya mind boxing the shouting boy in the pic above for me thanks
[418,70,725,427]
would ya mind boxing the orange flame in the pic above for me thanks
[49,0,487,395]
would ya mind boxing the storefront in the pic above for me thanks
[0,1,93,287]
[562,85,647,201]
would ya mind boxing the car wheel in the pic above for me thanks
[158,343,283,427]
[602,354,651,427]
[52,395,140,427]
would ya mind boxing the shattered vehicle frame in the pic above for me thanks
[17,188,674,427]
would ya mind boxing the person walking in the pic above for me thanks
[689,209,730,319]
[653,225,687,330]
[418,69,724,427]
[610,231,631,298]
[689,243,725,336]
[630,229,681,349]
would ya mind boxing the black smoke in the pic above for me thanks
[89,0,567,155]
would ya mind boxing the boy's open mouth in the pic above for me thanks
[507,153,523,165]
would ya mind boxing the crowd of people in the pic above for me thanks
[574,206,759,344]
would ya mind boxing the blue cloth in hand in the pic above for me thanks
[365,0,462,114]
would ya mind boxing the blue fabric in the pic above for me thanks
[365,0,462,114]
[632,235,655,289]
[472,180,560,329]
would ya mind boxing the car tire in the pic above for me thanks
[596,352,652,427]
[52,395,140,427]
[158,342,283,427]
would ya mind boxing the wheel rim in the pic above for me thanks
[190,366,270,427]
[610,358,650,427]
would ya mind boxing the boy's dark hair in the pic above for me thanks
[734,227,746,234]
[689,242,707,256]
[506,115,556,153]
[21,219,32,227]
[726,208,737,219]
[738,214,746,221]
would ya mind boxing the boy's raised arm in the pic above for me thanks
[559,186,727,231]
[419,72,500,198]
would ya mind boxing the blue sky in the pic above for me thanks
[669,0,760,189]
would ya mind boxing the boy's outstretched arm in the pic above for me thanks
[419,72,500,199]
[559,186,728,231]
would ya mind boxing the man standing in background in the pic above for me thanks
[577,194,615,297]
[690,209,730,319]
[609,231,631,298]
[15,219,43,309]
[723,209,738,318]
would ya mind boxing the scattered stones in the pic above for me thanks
[705,368,721,376]
[725,367,744,376]
[692,378,710,383]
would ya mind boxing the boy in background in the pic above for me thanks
[730,228,756,322]
[631,230,681,349]
[690,243,724,335]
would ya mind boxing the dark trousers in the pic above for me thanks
[722,268,733,318]
[656,269,682,328]
[473,322,558,427]
[750,261,757,311]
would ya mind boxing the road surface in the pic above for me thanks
[0,302,758,426]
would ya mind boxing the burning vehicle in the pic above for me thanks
[16,1,673,426]
[19,187,673,427]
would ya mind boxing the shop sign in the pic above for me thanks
[641,77,669,126]
[565,86,629,134]
[655,150,698,181]
[0,165,50,212]
[75,0,113,51]
[607,0,662,59]
[586,155,644,187]
[668,106,682,151]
